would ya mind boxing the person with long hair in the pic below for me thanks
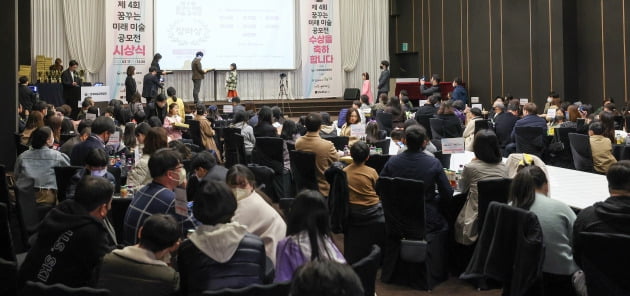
[125,66,137,103]
[339,108,362,146]
[361,72,373,104]
[385,96,405,129]
[22,110,45,145]
[46,114,63,147]
[455,130,507,245]
[195,104,222,162]
[127,127,168,188]
[254,106,277,137]
[509,166,578,295]
[163,103,184,141]
[364,121,383,145]
[275,190,345,282]
[599,111,617,143]
[166,87,185,119]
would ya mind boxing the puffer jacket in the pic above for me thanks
[177,232,266,296]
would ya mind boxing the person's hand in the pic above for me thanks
[72,82,78,86]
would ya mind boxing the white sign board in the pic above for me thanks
[472,104,483,110]
[442,137,465,154]
[80,86,110,106]
[350,124,366,138]
[223,105,234,113]
[520,98,529,105]
[547,108,557,118]
[471,97,480,103]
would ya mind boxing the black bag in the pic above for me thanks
[400,239,427,263]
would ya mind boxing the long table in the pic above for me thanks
[449,151,608,209]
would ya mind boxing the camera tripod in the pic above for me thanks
[277,74,292,115]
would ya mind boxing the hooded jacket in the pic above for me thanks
[573,195,630,267]
[18,199,112,288]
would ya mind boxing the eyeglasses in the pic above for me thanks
[170,164,184,171]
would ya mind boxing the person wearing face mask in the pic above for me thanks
[70,116,117,166]
[376,60,390,101]
[66,148,116,201]
[18,176,115,288]
[226,165,286,265]
[123,148,198,245]
[186,151,228,202]
[14,126,71,206]
[542,91,562,119]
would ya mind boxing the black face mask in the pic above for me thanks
[380,65,383,69]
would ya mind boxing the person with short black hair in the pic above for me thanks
[588,121,617,174]
[420,74,442,96]
[178,180,266,293]
[143,66,162,102]
[18,75,38,111]
[19,176,114,288]
[61,60,83,117]
[186,151,227,201]
[451,77,468,104]
[494,102,520,154]
[66,148,116,200]
[377,60,390,99]
[76,97,95,121]
[191,51,210,104]
[70,116,117,166]
[455,130,507,245]
[14,126,70,205]
[253,106,278,137]
[60,119,92,157]
[145,93,168,124]
[124,148,198,245]
[290,260,364,296]
[295,113,339,196]
[319,112,337,137]
[505,102,547,155]
[97,214,180,296]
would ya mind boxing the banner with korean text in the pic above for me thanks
[105,0,153,101]
[300,0,342,98]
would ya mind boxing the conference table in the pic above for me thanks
[394,81,459,102]
[450,151,608,210]
[35,82,64,106]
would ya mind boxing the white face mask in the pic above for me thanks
[232,188,251,200]
[169,168,186,186]
[547,97,553,103]
[91,168,108,177]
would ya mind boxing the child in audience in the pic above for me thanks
[163,103,184,141]
[290,260,364,296]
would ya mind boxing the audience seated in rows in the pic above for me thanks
[229,109,255,157]
[70,116,116,166]
[186,151,228,201]
[295,113,339,196]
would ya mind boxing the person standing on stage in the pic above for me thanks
[192,51,210,104]
[377,60,390,102]
[61,60,82,118]
[150,53,166,80]
[142,67,162,103]
[225,63,238,101]
[49,58,64,72]
[125,66,137,104]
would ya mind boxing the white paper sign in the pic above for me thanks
[419,100,428,106]
[107,131,120,150]
[350,123,366,138]
[80,85,110,106]
[520,98,529,105]
[547,108,557,118]
[442,137,465,154]
[223,104,233,113]
[471,104,483,110]
[471,97,480,103]
[174,188,188,217]
[85,113,97,121]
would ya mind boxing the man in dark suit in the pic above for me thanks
[145,93,168,125]
[191,51,210,104]
[451,77,468,104]
[186,151,228,201]
[414,95,439,137]
[377,60,390,101]
[142,67,162,103]
[493,102,519,152]
[505,102,547,155]
[18,76,38,111]
[61,60,82,118]
[70,116,116,166]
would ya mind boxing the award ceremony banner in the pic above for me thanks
[300,0,342,98]
[105,0,154,101]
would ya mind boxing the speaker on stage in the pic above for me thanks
[343,88,361,101]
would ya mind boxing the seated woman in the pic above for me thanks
[339,108,361,146]
[365,121,385,145]
[227,165,287,265]
[178,180,266,294]
[455,130,507,245]
[462,107,483,151]
[433,101,464,149]
[509,166,579,296]
[194,104,222,163]
[275,190,345,282]
[21,110,45,146]
[229,110,255,157]
[127,127,168,188]
[163,103,184,141]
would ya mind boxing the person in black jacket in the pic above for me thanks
[142,67,162,102]
[178,180,266,295]
[61,60,82,117]
[414,95,439,137]
[124,66,137,103]
[18,76,38,111]
[151,53,166,81]
[377,60,390,100]
[420,74,441,96]
[253,106,278,137]
[186,151,228,201]
[18,176,115,288]
[145,94,168,125]
[493,102,520,154]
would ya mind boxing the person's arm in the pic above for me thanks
[61,70,73,87]
[435,162,454,201]
[458,164,472,194]
[328,142,339,162]
[377,72,386,89]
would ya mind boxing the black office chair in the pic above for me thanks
[224,133,247,169]
[0,203,16,262]
[201,281,291,296]
[577,232,630,295]
[477,178,512,234]
[0,165,11,206]
[54,166,82,202]
[474,120,491,135]
[252,137,284,174]
[376,177,448,290]
[416,116,433,139]
[107,166,122,194]
[372,139,390,153]
[0,258,17,296]
[186,119,204,147]
[365,154,391,174]
[614,115,625,130]
[429,118,445,141]
[289,150,318,193]
[13,178,42,247]
[247,164,277,202]
[324,136,349,151]
[14,133,29,156]
[568,132,595,172]
[375,111,393,135]
[185,143,203,153]
[337,108,349,129]
[21,281,111,296]
[514,126,545,157]
[352,245,382,296]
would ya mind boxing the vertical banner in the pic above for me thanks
[300,0,342,98]
[105,0,154,101]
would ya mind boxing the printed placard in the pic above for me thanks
[520,98,529,105]
[471,97,480,103]
[442,137,465,154]
[350,123,366,138]
[174,188,188,216]
[547,108,557,118]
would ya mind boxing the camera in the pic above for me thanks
[280,73,287,79]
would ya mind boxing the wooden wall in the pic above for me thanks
[390,0,630,108]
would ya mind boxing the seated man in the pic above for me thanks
[505,102,547,155]
[70,116,116,166]
[97,214,180,296]
[123,148,198,245]
[186,151,228,201]
[67,148,116,200]
[588,121,617,174]
[420,74,441,96]
[19,176,114,288]
[573,161,630,266]
[60,119,92,157]
[295,112,339,196]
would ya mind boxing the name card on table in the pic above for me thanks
[85,113,97,121]
[80,85,110,106]
[547,108,557,118]
[520,98,529,105]
[442,137,465,154]
[174,188,188,216]
[471,97,480,103]
[472,104,483,110]
[222,105,233,113]
[106,131,121,151]
[350,124,366,138]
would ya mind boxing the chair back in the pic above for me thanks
[376,177,425,239]
[614,115,625,130]
[13,178,41,241]
[185,143,203,153]
[54,166,82,202]
[224,133,247,169]
[253,137,285,174]
[474,120,491,135]
[477,178,512,233]
[107,166,122,194]
[324,136,349,151]
[416,116,432,139]
[365,154,391,174]
[60,134,75,145]
[0,165,10,205]
[375,112,393,135]
[351,244,382,296]
[0,203,16,262]
[14,133,29,156]
[372,139,390,153]
[337,108,349,129]
[625,116,630,133]
[21,281,111,296]
[201,281,291,296]
[514,126,545,157]
[552,127,577,169]
[0,257,17,296]
[247,164,277,202]
[577,232,630,295]
[286,142,295,151]
[429,118,445,140]
[568,132,594,172]
[186,120,203,147]
[289,150,318,193]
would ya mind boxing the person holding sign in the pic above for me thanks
[225,63,238,100]
[191,51,212,104]
[339,108,362,146]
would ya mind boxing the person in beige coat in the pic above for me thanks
[589,121,617,174]
[193,104,222,163]
[295,113,339,196]
[463,108,483,151]
[127,127,168,188]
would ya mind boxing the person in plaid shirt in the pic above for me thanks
[123,148,198,245]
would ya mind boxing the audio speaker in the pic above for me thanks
[343,88,360,100]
